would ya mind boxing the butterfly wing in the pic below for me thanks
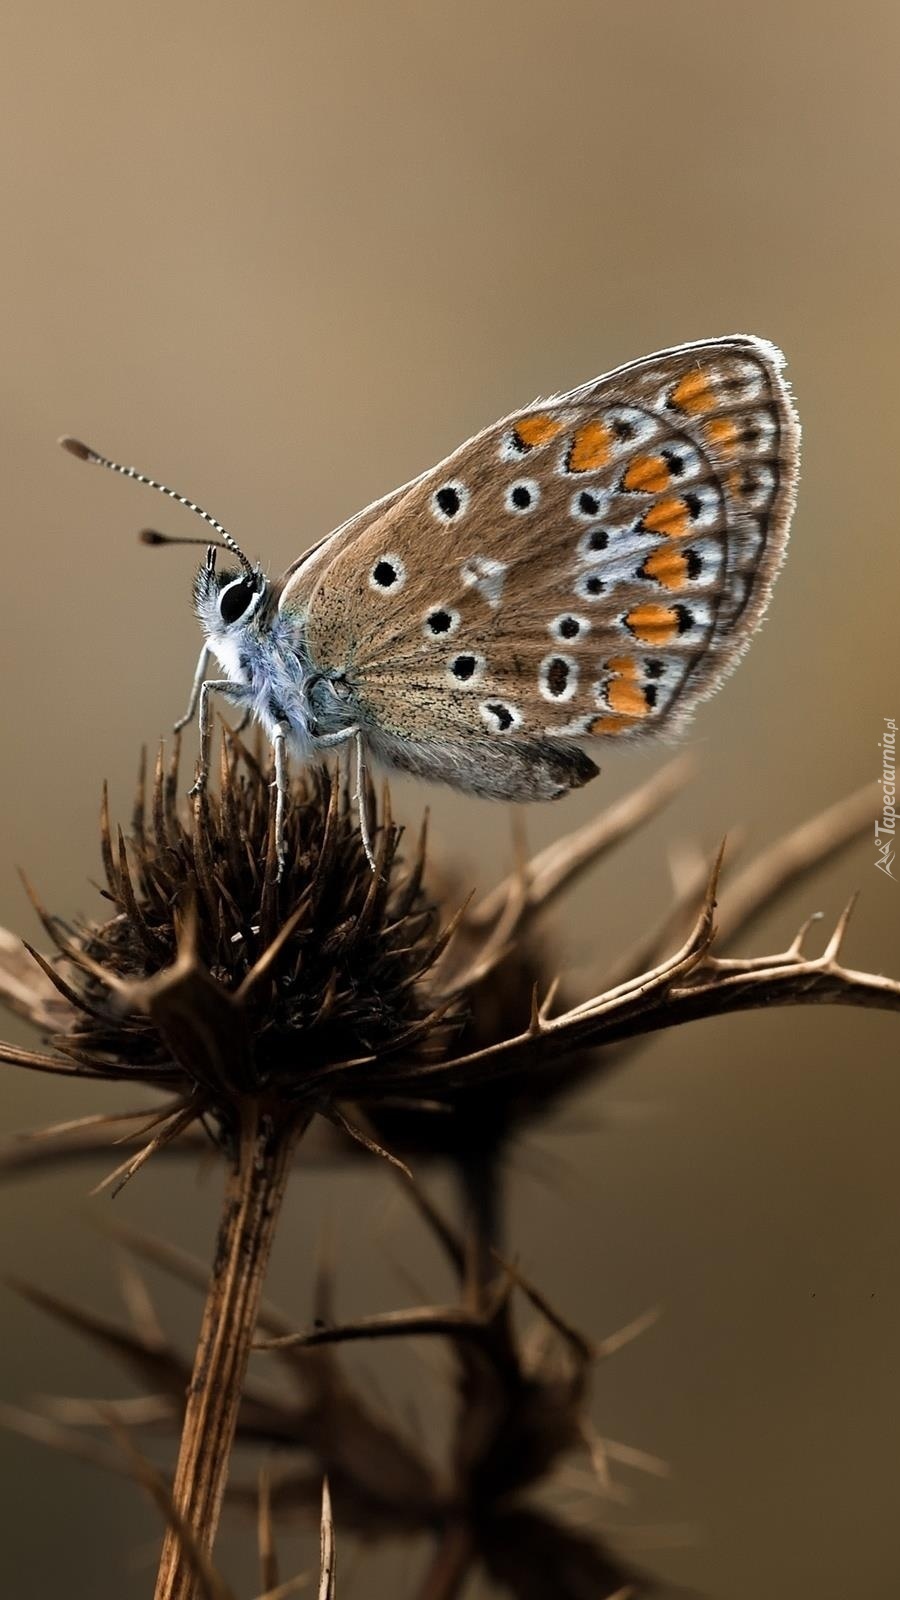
[286,336,799,800]
[274,475,423,601]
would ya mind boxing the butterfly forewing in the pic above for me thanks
[283,337,799,798]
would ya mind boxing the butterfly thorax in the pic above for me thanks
[204,603,357,757]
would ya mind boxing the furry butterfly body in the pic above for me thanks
[63,334,800,869]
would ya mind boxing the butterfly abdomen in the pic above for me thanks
[365,726,598,801]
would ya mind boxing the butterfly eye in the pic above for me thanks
[219,575,258,625]
[330,674,352,701]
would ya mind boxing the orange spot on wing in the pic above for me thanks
[641,547,688,590]
[587,714,631,735]
[604,655,639,678]
[641,497,690,538]
[623,454,670,493]
[515,413,564,448]
[567,420,612,472]
[705,415,739,453]
[671,369,715,414]
[624,603,679,645]
[606,678,652,717]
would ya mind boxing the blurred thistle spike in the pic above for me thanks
[59,434,256,575]
[257,1465,278,1596]
[318,1478,335,1600]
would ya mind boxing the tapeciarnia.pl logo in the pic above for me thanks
[875,717,896,879]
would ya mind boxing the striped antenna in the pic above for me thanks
[59,436,254,574]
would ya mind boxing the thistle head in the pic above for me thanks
[11,733,461,1148]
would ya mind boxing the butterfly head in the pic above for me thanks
[194,545,270,641]
[56,437,273,646]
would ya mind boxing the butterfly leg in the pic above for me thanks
[188,679,247,797]
[307,726,375,870]
[354,730,376,872]
[272,724,289,880]
[173,644,211,733]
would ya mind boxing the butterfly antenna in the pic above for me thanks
[59,436,254,574]
[139,528,232,552]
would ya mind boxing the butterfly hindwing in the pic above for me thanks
[283,337,799,798]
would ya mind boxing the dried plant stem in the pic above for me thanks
[154,1098,307,1600]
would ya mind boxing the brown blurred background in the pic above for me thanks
[1,2,898,1595]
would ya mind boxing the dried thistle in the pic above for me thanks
[0,729,466,1600]
[7,732,460,1130]
[0,734,897,1599]
[3,744,891,1179]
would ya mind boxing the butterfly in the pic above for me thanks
[62,334,800,872]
